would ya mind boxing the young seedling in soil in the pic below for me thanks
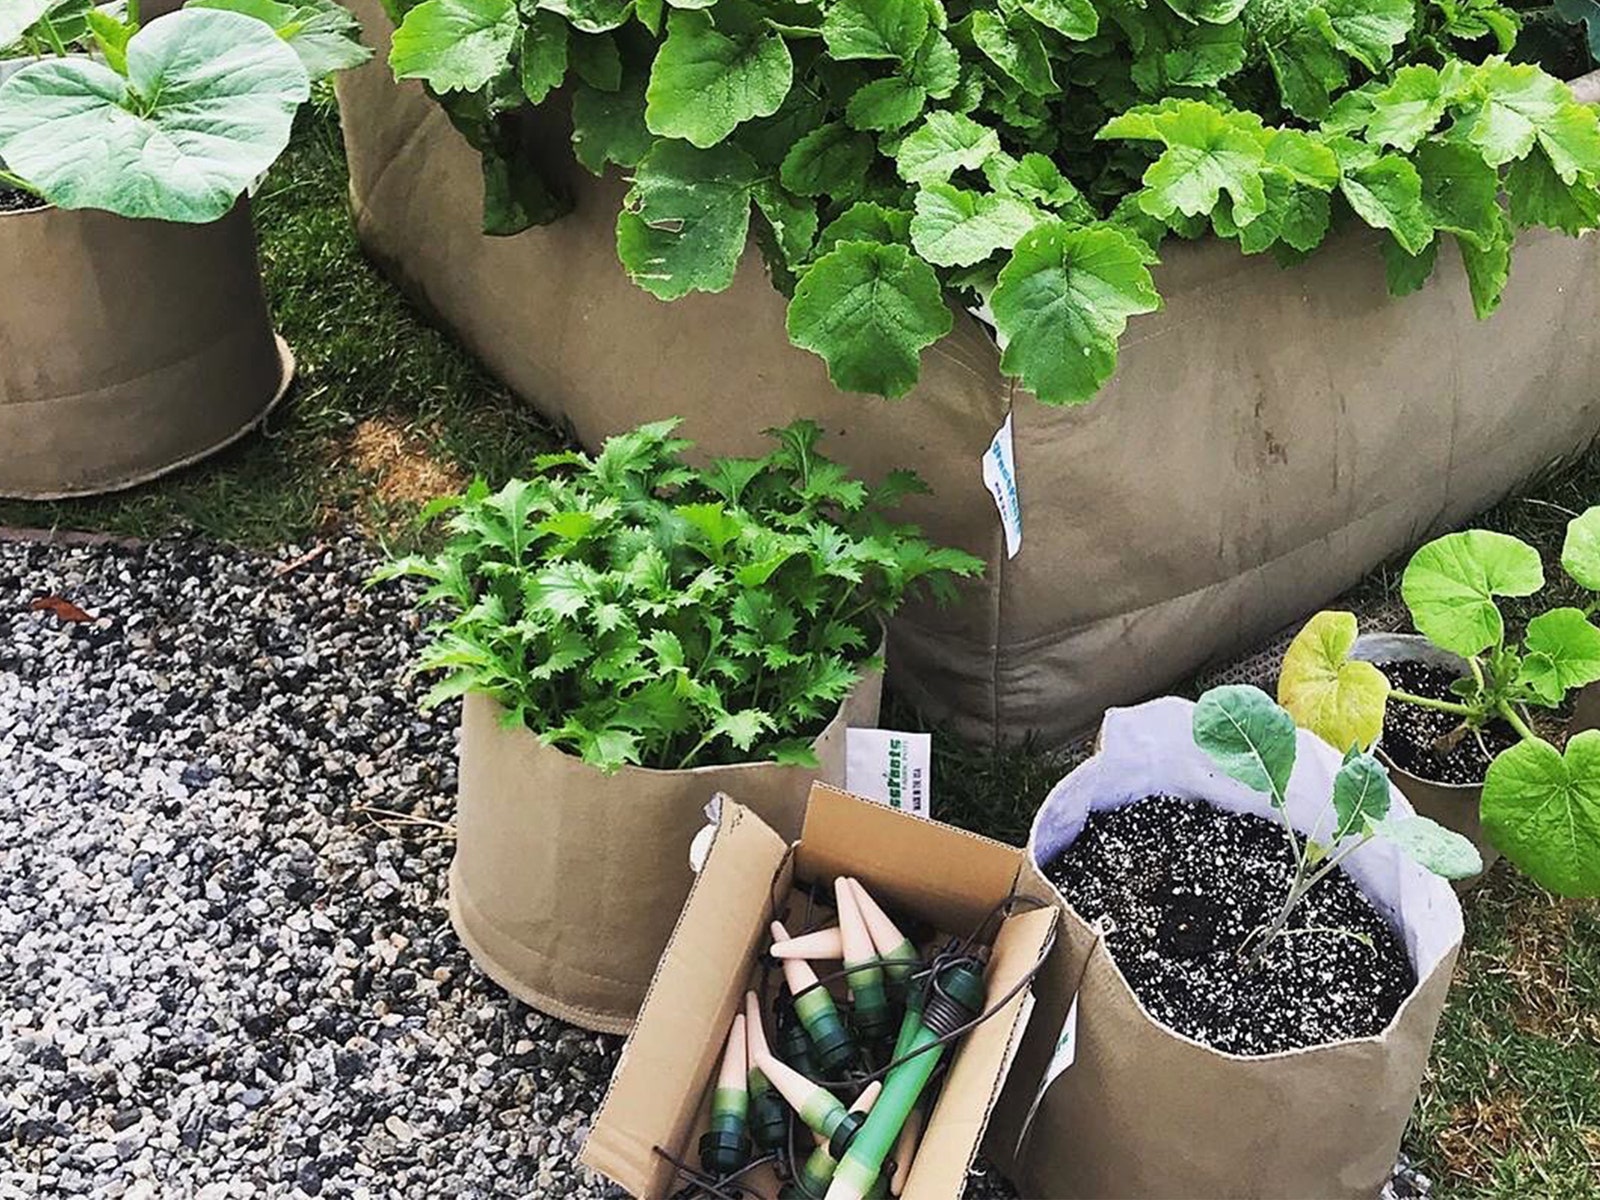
[1278,506,1600,896]
[1193,686,1480,963]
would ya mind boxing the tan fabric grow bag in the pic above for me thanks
[987,698,1464,1199]
[0,199,291,499]
[336,0,1600,746]
[450,667,883,1034]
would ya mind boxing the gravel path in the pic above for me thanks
[0,532,1427,1200]
[0,535,622,1200]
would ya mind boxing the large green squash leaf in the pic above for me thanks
[390,0,518,92]
[1401,529,1544,657]
[644,8,792,148]
[0,8,309,223]
[1482,734,1600,896]
[909,183,1040,267]
[988,222,1160,406]
[786,241,952,398]
[616,140,760,300]
[1562,506,1600,591]
[193,0,372,80]
[821,0,928,61]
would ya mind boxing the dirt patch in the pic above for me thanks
[1436,1089,1528,1186]
[343,418,466,510]
[1498,894,1600,1040]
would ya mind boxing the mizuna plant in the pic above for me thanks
[0,1,368,222]
[1277,506,1600,896]
[376,419,984,771]
[1193,684,1480,961]
[382,0,1600,403]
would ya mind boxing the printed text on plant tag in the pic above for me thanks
[846,729,932,818]
[983,412,1022,558]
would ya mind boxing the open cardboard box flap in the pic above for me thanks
[582,784,1056,1200]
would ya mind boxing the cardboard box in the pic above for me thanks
[582,785,1056,1200]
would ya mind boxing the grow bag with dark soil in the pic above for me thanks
[0,197,291,499]
[450,663,882,1035]
[1350,633,1511,884]
[988,697,1464,1200]
[335,0,1600,747]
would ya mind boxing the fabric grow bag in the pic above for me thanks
[987,697,1463,1199]
[335,0,1600,746]
[450,665,882,1034]
[0,199,291,499]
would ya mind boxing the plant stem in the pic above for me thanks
[38,15,69,56]
[1497,701,1536,742]
[0,169,39,196]
[129,0,142,27]
[1389,688,1475,717]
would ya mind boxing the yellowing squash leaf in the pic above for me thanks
[1277,610,1390,752]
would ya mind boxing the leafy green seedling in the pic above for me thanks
[375,419,984,772]
[0,2,367,222]
[1276,507,1600,897]
[1193,685,1481,961]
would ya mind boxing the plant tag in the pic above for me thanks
[983,412,1022,558]
[845,729,932,817]
[1014,995,1078,1152]
[687,794,726,873]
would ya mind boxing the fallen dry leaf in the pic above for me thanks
[29,596,93,623]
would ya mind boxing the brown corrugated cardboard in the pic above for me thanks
[449,666,882,1035]
[582,785,1055,1200]
[335,0,1600,748]
[0,200,291,499]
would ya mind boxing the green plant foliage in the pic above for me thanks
[1191,685,1480,959]
[385,0,1600,403]
[192,0,373,79]
[1277,507,1600,897]
[0,3,366,220]
[0,9,312,223]
[375,420,985,772]
[1482,733,1600,895]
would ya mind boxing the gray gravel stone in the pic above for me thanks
[0,533,1427,1200]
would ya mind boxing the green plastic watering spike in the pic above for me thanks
[823,957,987,1200]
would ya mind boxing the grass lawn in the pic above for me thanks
[5,100,1599,1198]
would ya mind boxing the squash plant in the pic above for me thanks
[1277,506,1600,897]
[382,0,1600,404]
[0,1,368,222]
[375,419,985,771]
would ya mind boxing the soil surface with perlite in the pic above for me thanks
[1379,661,1518,785]
[0,187,41,214]
[1045,796,1416,1055]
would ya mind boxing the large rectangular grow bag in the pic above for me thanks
[335,0,1600,746]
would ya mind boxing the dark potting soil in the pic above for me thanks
[1380,660,1517,785]
[1044,795,1416,1055]
[0,187,41,214]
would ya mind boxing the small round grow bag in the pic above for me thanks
[991,696,1463,1200]
[1350,632,1501,885]
[448,660,883,1034]
[0,198,291,499]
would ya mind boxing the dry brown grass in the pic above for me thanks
[1486,892,1600,1041]
[343,417,466,511]
[1435,1089,1530,1186]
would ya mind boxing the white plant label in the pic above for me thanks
[983,412,1022,558]
[845,729,932,817]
